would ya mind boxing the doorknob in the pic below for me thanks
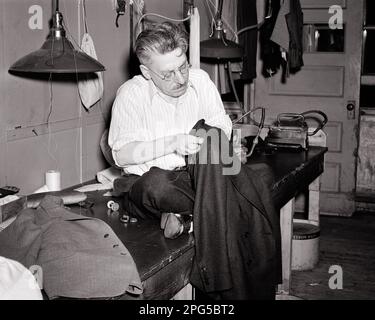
[346,101,355,120]
[346,103,355,111]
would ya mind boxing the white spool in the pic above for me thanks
[107,200,119,211]
[45,170,61,192]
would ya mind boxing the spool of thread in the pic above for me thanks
[45,170,61,192]
[107,200,119,212]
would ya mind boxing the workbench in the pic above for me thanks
[68,146,327,300]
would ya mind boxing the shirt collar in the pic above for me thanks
[147,78,198,104]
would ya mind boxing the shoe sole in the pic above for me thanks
[160,212,170,230]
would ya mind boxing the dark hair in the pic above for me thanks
[134,21,188,65]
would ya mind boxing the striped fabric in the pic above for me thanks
[108,69,232,176]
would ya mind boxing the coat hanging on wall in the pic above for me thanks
[237,0,258,82]
[270,0,304,74]
[260,0,304,80]
[259,0,282,77]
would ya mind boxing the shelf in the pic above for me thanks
[361,75,375,85]
[360,109,375,117]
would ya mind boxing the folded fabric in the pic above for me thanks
[78,33,104,110]
[26,190,87,209]
[74,183,113,193]
[0,195,142,299]
[0,195,20,206]
[97,167,122,185]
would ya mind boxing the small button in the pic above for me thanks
[104,234,109,238]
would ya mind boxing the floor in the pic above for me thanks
[289,212,375,300]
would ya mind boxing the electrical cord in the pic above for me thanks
[232,107,264,125]
[137,12,191,27]
[246,107,265,158]
[232,107,266,158]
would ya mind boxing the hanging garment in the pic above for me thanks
[270,0,304,74]
[78,33,104,110]
[259,0,282,77]
[188,120,281,300]
[286,0,304,71]
[237,0,258,82]
[0,196,142,299]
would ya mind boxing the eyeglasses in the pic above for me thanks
[147,61,191,82]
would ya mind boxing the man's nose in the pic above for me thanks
[174,70,186,85]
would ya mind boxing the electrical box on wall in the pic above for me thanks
[112,0,127,27]
[112,0,127,13]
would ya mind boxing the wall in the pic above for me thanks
[0,0,183,194]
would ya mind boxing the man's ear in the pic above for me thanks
[140,65,151,80]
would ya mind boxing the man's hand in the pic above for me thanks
[233,133,248,164]
[234,144,248,164]
[173,134,204,156]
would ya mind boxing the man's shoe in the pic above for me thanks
[160,213,192,239]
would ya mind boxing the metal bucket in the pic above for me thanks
[292,219,320,271]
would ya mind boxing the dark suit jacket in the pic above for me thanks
[0,196,142,299]
[189,121,281,300]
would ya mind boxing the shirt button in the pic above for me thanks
[104,234,109,238]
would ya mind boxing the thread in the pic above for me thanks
[107,200,119,211]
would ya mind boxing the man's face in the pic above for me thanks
[143,48,189,98]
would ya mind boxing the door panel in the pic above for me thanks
[254,0,363,216]
[268,66,344,96]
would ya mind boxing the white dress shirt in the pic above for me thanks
[108,68,232,176]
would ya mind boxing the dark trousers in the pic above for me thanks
[124,167,195,220]
[117,119,235,221]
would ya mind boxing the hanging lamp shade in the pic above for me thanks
[200,0,243,60]
[9,6,105,74]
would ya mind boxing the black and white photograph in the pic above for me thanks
[0,0,374,309]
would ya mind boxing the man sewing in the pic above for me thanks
[108,22,234,238]
[108,22,281,299]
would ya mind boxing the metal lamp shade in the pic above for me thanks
[200,31,244,60]
[9,8,105,74]
[9,36,105,74]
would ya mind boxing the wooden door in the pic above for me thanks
[254,0,363,216]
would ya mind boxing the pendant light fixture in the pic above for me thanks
[9,0,105,74]
[200,0,243,60]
